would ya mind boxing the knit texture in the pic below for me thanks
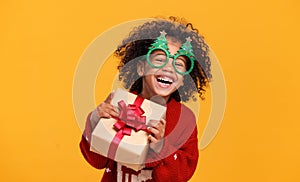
[80,98,199,182]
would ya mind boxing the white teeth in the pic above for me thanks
[157,76,173,83]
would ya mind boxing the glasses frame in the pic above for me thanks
[146,48,194,75]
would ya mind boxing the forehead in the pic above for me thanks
[166,36,182,47]
[165,36,182,55]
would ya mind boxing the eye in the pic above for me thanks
[152,54,166,62]
[175,62,184,67]
[175,57,186,68]
[149,50,167,66]
[155,56,165,62]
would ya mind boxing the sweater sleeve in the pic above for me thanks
[145,127,198,182]
[145,103,199,182]
[79,112,110,169]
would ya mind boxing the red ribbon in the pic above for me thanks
[107,96,148,159]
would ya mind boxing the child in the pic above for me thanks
[80,16,212,182]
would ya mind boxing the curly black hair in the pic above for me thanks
[114,16,212,102]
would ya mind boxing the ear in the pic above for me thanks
[137,60,145,76]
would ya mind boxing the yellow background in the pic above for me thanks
[1,0,300,181]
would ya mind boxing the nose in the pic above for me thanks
[161,58,175,73]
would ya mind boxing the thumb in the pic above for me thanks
[104,91,114,103]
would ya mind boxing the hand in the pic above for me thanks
[90,92,119,130]
[147,119,166,154]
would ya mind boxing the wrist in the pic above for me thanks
[151,139,164,154]
[90,109,100,130]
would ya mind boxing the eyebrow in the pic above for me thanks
[152,51,166,55]
[176,56,187,61]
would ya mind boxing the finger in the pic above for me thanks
[148,119,165,128]
[103,104,119,117]
[147,126,160,137]
[104,92,114,104]
[148,120,160,127]
[98,103,117,115]
[98,111,111,118]
[113,105,120,115]
[148,134,158,143]
[107,109,119,118]
[160,118,166,125]
[151,121,165,133]
[99,107,119,118]
[101,103,117,111]
[98,102,114,109]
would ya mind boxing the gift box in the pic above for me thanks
[90,88,166,171]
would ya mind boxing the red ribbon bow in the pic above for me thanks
[114,100,147,134]
[107,96,148,159]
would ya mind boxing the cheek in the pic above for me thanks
[178,76,184,87]
[144,66,158,75]
[137,61,154,76]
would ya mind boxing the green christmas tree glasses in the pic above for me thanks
[146,31,196,75]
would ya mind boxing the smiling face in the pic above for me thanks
[137,37,186,101]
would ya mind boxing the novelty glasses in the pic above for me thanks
[146,31,196,75]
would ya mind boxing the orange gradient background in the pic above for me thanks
[1,0,300,181]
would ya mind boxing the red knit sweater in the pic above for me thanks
[80,98,199,182]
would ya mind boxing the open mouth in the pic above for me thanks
[156,76,174,87]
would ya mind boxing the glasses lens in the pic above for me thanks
[148,50,168,67]
[173,55,193,75]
